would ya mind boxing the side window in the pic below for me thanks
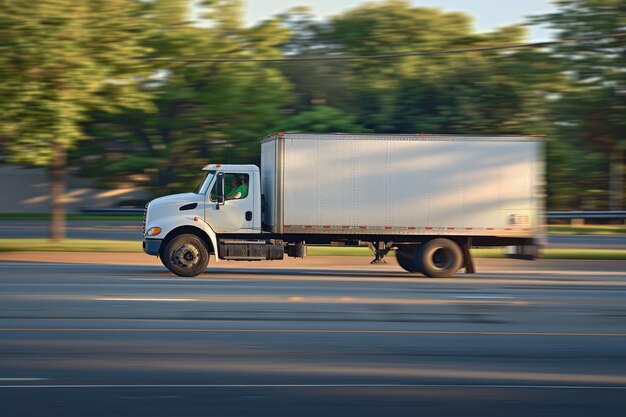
[210,173,249,201]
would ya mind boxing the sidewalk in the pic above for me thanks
[0,252,160,266]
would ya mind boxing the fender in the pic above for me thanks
[192,215,219,262]
[146,214,220,261]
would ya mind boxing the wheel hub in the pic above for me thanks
[432,247,453,270]
[173,244,200,268]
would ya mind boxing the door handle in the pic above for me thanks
[245,211,252,221]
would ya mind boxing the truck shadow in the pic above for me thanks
[206,268,419,280]
[136,266,423,280]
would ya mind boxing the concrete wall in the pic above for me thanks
[0,165,150,213]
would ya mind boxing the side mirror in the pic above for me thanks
[216,172,225,207]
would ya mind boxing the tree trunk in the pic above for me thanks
[50,142,67,241]
[609,150,624,211]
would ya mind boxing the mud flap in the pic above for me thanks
[462,238,475,274]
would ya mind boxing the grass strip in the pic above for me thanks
[1,239,624,260]
[540,249,626,260]
[0,239,142,253]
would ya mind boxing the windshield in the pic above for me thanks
[193,171,216,194]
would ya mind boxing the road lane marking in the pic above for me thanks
[454,295,514,299]
[1,383,625,390]
[96,297,198,302]
[11,294,534,306]
[1,328,626,337]
[0,378,48,381]
[119,395,181,399]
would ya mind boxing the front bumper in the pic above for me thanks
[143,239,162,256]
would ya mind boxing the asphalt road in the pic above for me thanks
[1,257,626,416]
[1,220,626,248]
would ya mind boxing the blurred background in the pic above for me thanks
[1,4,626,415]
[0,0,624,239]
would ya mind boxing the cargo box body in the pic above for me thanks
[261,133,543,240]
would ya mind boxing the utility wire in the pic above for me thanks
[140,32,626,63]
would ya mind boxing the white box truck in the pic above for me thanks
[143,133,544,277]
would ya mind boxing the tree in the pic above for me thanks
[277,106,368,133]
[75,0,293,195]
[319,0,557,135]
[0,0,153,239]
[273,7,355,113]
[276,1,575,209]
[531,0,626,210]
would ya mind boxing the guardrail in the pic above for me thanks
[546,211,626,225]
[81,208,144,215]
[80,208,626,225]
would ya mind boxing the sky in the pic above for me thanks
[245,0,556,40]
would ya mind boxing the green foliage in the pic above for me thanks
[76,0,293,194]
[290,0,560,136]
[278,106,368,133]
[546,138,609,209]
[0,0,154,165]
[531,0,626,209]
[0,0,623,211]
[277,0,620,210]
[531,0,625,151]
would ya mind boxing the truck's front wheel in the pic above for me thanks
[162,234,209,277]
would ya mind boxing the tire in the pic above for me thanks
[417,238,462,278]
[396,245,421,273]
[161,234,209,277]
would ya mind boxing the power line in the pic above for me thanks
[140,32,626,63]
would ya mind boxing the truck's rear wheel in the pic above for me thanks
[162,234,209,277]
[417,238,462,278]
[396,246,420,273]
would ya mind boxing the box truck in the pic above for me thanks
[143,133,544,277]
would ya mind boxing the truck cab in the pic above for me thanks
[143,164,269,276]
[199,164,262,234]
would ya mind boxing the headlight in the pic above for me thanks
[146,227,162,236]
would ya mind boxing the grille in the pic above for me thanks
[142,204,148,234]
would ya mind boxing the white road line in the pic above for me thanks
[95,297,197,302]
[0,378,48,381]
[1,383,625,390]
[454,295,514,299]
